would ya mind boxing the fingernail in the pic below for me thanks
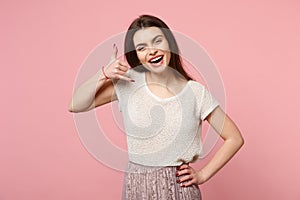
[130,79,135,82]
[175,172,179,176]
[182,185,186,187]
[176,166,180,170]
[113,43,116,48]
[177,179,180,183]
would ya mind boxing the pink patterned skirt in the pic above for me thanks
[122,161,202,200]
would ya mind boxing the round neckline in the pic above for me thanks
[143,71,191,101]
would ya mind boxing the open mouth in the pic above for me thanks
[148,55,164,64]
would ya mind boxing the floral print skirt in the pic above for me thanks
[122,161,202,200]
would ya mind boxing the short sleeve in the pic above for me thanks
[200,87,219,120]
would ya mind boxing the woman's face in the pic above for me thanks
[133,27,171,73]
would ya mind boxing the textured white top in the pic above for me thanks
[113,68,219,166]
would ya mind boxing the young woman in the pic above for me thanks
[69,14,244,200]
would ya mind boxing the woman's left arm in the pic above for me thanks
[176,106,244,186]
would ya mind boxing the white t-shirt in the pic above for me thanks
[113,68,219,166]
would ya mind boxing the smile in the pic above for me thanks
[148,55,164,64]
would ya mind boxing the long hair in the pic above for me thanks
[124,14,193,81]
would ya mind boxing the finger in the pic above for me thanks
[177,164,189,170]
[116,74,135,82]
[177,174,192,183]
[113,60,129,73]
[118,60,129,68]
[176,169,189,176]
[111,44,118,61]
[117,64,129,72]
[182,179,196,187]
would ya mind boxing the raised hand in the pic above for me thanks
[103,44,134,82]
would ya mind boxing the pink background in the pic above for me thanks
[1,0,299,199]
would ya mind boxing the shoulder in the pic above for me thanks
[188,80,206,93]
[188,80,216,100]
[189,80,205,87]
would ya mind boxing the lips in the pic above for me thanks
[148,55,164,63]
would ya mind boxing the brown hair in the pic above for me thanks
[124,14,193,81]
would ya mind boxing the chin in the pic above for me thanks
[144,64,168,74]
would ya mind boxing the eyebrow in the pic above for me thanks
[135,34,164,48]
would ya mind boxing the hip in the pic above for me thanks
[122,161,201,200]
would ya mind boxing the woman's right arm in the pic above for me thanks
[68,45,133,113]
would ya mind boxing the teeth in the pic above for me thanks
[150,56,163,63]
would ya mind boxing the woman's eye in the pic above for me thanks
[155,39,162,44]
[137,46,145,51]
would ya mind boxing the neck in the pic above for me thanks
[146,68,176,86]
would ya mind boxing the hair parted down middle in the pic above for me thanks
[124,14,193,81]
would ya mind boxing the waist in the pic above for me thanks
[125,160,181,174]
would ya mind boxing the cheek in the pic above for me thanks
[137,52,147,63]
[166,52,171,65]
[161,41,170,52]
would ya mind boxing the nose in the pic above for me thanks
[147,47,158,55]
